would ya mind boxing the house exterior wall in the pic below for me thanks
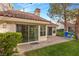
[0,22,57,43]
[0,22,48,43]
[0,16,57,43]
[8,23,16,32]
[0,22,16,33]
[0,23,8,33]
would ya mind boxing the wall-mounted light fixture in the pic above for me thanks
[3,23,7,28]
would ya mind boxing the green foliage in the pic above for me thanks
[48,4,79,32]
[0,32,22,56]
[48,4,79,20]
[56,29,64,37]
[48,3,72,19]
[73,35,76,40]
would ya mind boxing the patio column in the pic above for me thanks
[46,25,48,37]
[38,25,40,41]
[52,28,54,36]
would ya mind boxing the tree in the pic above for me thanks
[75,9,79,40]
[48,3,79,40]
[48,3,72,32]
[66,9,79,40]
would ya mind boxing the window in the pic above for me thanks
[48,27,52,35]
[40,25,46,36]
[53,28,56,33]
[53,30,56,33]
[68,27,73,32]
[16,24,22,32]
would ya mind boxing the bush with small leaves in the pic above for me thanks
[0,32,22,56]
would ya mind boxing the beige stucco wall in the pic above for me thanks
[8,23,16,32]
[0,22,16,33]
[0,23,8,33]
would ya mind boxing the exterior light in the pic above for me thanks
[3,23,7,28]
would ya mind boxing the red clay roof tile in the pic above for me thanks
[0,10,50,22]
[0,10,57,27]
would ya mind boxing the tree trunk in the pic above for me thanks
[64,15,68,32]
[75,21,78,41]
[63,11,68,32]
[63,4,68,32]
[75,9,79,41]
[75,15,79,40]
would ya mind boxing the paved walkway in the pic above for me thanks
[17,36,69,55]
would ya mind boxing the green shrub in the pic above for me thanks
[56,29,64,37]
[0,32,22,56]
[57,29,64,32]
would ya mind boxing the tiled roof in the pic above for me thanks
[0,10,57,27]
[0,10,50,22]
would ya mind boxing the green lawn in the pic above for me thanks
[25,40,79,56]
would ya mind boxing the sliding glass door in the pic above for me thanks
[16,24,38,42]
[22,25,28,42]
[29,25,38,42]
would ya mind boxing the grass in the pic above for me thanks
[24,40,79,56]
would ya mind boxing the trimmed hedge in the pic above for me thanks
[56,29,64,37]
[0,32,22,56]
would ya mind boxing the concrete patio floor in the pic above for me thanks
[17,36,70,55]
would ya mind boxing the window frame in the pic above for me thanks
[40,25,46,36]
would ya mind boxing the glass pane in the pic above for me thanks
[22,25,28,42]
[16,25,38,42]
[16,24,28,42]
[48,27,52,35]
[29,25,38,41]
[40,25,46,36]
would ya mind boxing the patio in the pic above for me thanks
[17,36,69,55]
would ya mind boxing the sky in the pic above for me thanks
[13,3,79,23]
[13,3,51,21]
